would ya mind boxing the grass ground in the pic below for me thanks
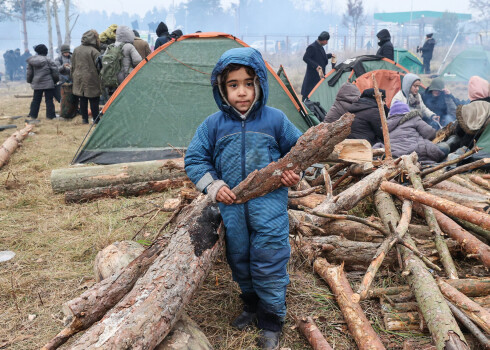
[0,52,477,349]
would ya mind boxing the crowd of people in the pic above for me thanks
[24,21,182,123]
[3,48,31,82]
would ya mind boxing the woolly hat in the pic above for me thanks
[427,77,445,91]
[389,101,410,116]
[33,44,48,56]
[60,44,71,54]
[318,31,330,41]
[426,33,433,38]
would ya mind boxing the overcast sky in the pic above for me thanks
[73,0,474,17]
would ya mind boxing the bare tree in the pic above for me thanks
[0,0,45,51]
[342,0,365,51]
[46,0,53,57]
[52,0,62,50]
[470,0,490,42]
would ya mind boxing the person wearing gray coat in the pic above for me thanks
[114,25,142,85]
[26,44,59,120]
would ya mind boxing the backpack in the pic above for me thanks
[100,44,123,88]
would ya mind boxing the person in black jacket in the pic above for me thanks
[300,31,336,100]
[154,22,170,50]
[347,88,388,145]
[418,33,436,74]
[376,29,394,61]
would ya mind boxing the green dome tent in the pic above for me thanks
[440,46,490,82]
[73,32,319,165]
[307,55,409,112]
[394,48,423,74]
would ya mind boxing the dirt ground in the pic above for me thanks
[0,64,481,350]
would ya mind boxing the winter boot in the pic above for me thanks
[231,293,259,330]
[445,134,462,153]
[257,307,283,350]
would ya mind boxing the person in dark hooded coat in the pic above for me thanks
[347,88,387,145]
[154,22,170,50]
[422,77,457,126]
[300,31,336,99]
[419,33,436,74]
[376,29,394,61]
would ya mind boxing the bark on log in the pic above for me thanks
[383,311,427,331]
[422,158,490,189]
[450,218,490,243]
[64,178,190,203]
[295,315,334,350]
[314,258,386,350]
[437,278,490,334]
[469,174,490,191]
[413,204,490,267]
[67,195,222,349]
[420,147,480,177]
[374,189,469,350]
[427,188,489,213]
[288,186,323,198]
[288,193,326,209]
[155,314,212,350]
[323,139,373,163]
[0,123,34,168]
[373,74,392,161]
[51,158,186,193]
[231,113,355,204]
[380,181,490,231]
[433,180,490,199]
[449,176,490,196]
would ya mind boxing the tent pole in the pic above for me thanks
[437,30,460,75]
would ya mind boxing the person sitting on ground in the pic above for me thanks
[421,77,458,127]
[347,88,388,145]
[154,22,170,50]
[132,30,151,59]
[114,25,142,85]
[375,100,448,163]
[392,73,441,129]
[324,82,360,123]
[376,29,394,61]
[26,44,59,121]
[185,47,301,350]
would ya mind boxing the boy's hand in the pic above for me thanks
[216,186,236,205]
[281,170,300,187]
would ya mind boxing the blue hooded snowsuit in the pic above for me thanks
[185,47,302,321]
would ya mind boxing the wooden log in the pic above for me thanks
[482,174,490,180]
[402,155,458,279]
[408,224,433,239]
[422,158,490,188]
[288,193,326,209]
[231,113,355,204]
[420,147,479,178]
[64,178,190,203]
[288,186,323,198]
[374,189,469,350]
[67,195,223,349]
[324,139,373,164]
[155,314,212,350]
[469,174,490,191]
[433,180,490,199]
[383,311,427,331]
[51,158,186,193]
[427,188,489,212]
[372,74,392,161]
[437,278,490,334]
[413,204,490,267]
[473,296,490,309]
[294,315,334,350]
[0,123,34,168]
[449,175,490,196]
[314,258,386,350]
[450,218,490,243]
[380,181,490,231]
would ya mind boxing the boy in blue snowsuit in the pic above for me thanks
[184,47,302,349]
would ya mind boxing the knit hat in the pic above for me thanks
[318,31,330,41]
[133,29,140,38]
[389,101,410,116]
[33,44,48,56]
[426,33,433,38]
[60,44,71,54]
[427,77,445,91]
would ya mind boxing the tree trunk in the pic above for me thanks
[0,124,34,168]
[449,175,490,196]
[314,258,386,350]
[46,0,53,58]
[294,315,334,350]
[288,193,326,209]
[52,0,63,50]
[372,74,392,160]
[155,313,212,350]
[433,180,489,199]
[427,188,489,212]
[21,0,28,51]
[64,178,190,203]
[51,158,186,193]
[231,113,355,204]
[380,181,490,231]
[468,174,490,191]
[422,158,490,188]
[66,196,222,349]
[64,0,71,45]
[374,190,469,350]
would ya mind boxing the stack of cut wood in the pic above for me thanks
[43,108,490,349]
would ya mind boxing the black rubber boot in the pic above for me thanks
[231,293,259,330]
[445,134,462,153]
[257,307,283,350]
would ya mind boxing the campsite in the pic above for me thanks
[1,0,490,349]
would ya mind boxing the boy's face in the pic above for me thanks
[410,81,421,95]
[225,67,256,114]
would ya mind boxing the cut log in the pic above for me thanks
[64,178,190,203]
[94,241,145,283]
[0,123,34,168]
[413,204,490,267]
[450,218,490,243]
[449,175,490,196]
[231,113,355,204]
[51,158,186,193]
[433,180,490,199]
[473,295,490,309]
[288,186,323,198]
[372,74,392,161]
[383,311,427,331]
[469,174,490,191]
[422,158,490,188]
[324,139,373,164]
[374,189,469,350]
[437,278,490,334]
[155,314,212,350]
[294,315,334,350]
[380,181,490,231]
[314,258,386,350]
[427,188,489,212]
[288,193,326,209]
[67,195,223,349]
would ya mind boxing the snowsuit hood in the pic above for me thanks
[115,25,135,44]
[401,73,420,98]
[156,22,168,37]
[377,29,391,45]
[211,47,268,120]
[81,30,100,49]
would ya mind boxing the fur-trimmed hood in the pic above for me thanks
[387,110,421,131]
[456,101,490,135]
